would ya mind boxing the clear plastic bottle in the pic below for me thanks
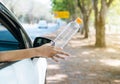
[52,17,82,48]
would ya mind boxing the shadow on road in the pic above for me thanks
[46,33,120,84]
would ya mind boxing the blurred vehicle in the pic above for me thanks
[38,20,48,29]
[0,2,51,84]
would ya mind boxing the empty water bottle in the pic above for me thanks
[52,17,82,48]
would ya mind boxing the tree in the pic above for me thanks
[77,0,92,38]
[2,0,52,23]
[2,0,18,13]
[51,0,76,20]
[93,0,113,47]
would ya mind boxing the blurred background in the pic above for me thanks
[1,0,120,84]
[1,0,53,23]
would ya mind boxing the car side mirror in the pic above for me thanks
[33,37,54,47]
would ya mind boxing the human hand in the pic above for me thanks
[35,44,69,62]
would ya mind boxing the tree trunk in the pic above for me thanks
[83,15,89,38]
[95,17,106,47]
[77,0,92,38]
[95,0,107,47]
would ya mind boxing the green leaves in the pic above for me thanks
[51,0,76,19]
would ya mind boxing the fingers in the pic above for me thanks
[54,47,62,51]
[51,53,69,62]
[51,55,64,62]
[55,54,65,59]
[51,56,58,62]
[55,50,69,56]
[50,48,70,62]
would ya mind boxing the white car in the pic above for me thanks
[38,20,48,29]
[0,2,51,84]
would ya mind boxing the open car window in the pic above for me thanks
[0,21,20,69]
[0,2,31,69]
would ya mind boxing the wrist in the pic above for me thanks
[33,47,43,57]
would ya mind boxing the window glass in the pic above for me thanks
[0,23,19,51]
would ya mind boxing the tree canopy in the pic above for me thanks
[51,0,77,19]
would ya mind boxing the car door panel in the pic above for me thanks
[0,59,39,84]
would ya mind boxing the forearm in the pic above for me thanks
[0,44,69,62]
[0,48,37,62]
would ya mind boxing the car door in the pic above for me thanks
[0,21,38,84]
[0,2,39,84]
[0,1,33,69]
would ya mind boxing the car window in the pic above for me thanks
[0,23,19,51]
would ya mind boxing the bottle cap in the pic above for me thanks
[75,17,82,24]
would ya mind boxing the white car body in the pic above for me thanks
[0,58,47,84]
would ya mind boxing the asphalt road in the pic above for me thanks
[23,23,59,41]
